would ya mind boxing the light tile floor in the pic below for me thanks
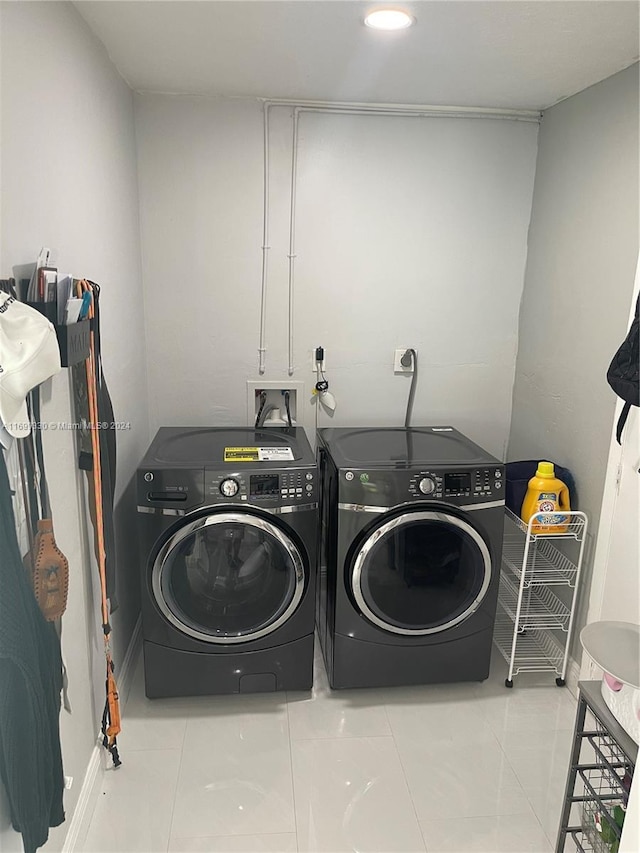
[81,642,576,852]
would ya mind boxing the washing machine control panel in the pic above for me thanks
[205,468,317,507]
[137,467,317,510]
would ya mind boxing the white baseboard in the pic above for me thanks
[60,744,103,853]
[566,655,581,700]
[61,615,141,853]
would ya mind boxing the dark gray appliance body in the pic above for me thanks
[316,426,504,689]
[137,427,317,698]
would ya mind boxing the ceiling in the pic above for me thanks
[75,0,640,110]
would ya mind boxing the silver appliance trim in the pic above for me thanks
[151,512,305,645]
[138,502,317,516]
[458,500,505,511]
[338,503,387,513]
[338,499,504,514]
[351,509,492,637]
[271,502,318,515]
[137,505,186,516]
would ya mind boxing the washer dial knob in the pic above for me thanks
[220,478,240,497]
[418,477,436,495]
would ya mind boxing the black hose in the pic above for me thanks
[257,404,277,427]
[404,348,417,429]
[284,391,293,427]
[254,391,267,428]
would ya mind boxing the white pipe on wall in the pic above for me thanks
[264,97,542,123]
[258,97,542,375]
[257,101,271,374]
[287,108,300,377]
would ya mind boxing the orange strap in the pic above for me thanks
[78,279,121,766]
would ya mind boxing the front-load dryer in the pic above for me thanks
[316,426,504,689]
[136,426,317,698]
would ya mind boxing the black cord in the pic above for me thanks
[257,403,276,427]
[255,390,267,428]
[404,349,418,429]
[284,391,293,427]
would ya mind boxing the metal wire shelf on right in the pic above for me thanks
[494,507,588,687]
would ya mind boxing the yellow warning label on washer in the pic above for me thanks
[224,447,294,462]
[224,447,260,462]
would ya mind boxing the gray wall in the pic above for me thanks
[135,96,539,460]
[0,2,148,849]
[508,63,639,658]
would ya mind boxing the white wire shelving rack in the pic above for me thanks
[494,507,588,688]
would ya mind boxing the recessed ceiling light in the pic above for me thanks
[364,9,414,30]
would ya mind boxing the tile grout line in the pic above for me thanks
[488,707,564,851]
[165,708,189,852]
[387,686,551,843]
[383,702,429,852]
[171,831,298,840]
[284,692,301,853]
[290,733,396,743]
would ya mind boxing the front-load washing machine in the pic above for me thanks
[316,426,504,689]
[136,427,317,698]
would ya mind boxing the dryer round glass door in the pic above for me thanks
[151,512,306,644]
[351,510,492,635]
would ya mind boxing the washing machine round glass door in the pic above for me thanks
[151,512,306,644]
[351,509,492,635]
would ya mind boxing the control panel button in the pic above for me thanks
[306,473,313,480]
[306,484,313,492]
[418,477,436,495]
[495,470,502,478]
[345,472,354,481]
[495,481,502,489]
[144,472,154,482]
[220,478,240,497]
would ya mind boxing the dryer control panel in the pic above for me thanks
[411,466,504,502]
[339,465,504,507]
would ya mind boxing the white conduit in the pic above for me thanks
[287,108,300,376]
[258,99,541,375]
[258,101,271,374]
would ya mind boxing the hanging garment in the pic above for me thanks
[607,294,639,444]
[0,448,65,853]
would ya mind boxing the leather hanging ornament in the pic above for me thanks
[25,519,69,622]
[21,389,70,622]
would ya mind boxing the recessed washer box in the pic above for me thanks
[246,381,305,427]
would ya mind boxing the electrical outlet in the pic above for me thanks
[312,354,326,373]
[394,348,416,374]
[312,347,326,373]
